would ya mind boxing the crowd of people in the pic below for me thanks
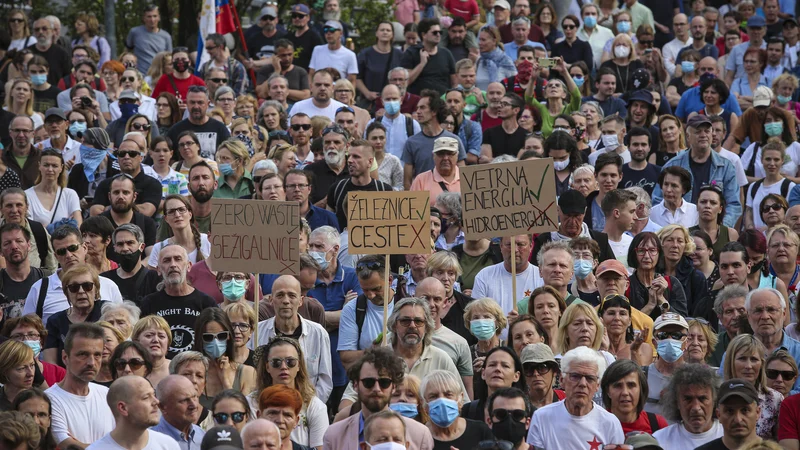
[4,0,800,449]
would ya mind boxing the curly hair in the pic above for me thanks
[347,346,405,386]
[661,363,720,422]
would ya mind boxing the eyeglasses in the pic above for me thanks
[635,247,658,256]
[217,97,235,103]
[115,150,141,159]
[187,85,209,94]
[131,123,151,131]
[285,183,309,190]
[359,377,393,389]
[762,203,785,213]
[491,409,527,422]
[205,45,218,51]
[523,362,552,377]
[221,274,247,282]
[11,128,33,134]
[291,124,312,131]
[766,369,797,380]
[564,372,599,384]
[213,412,247,424]
[356,260,384,271]
[10,333,40,340]
[178,141,196,148]
[430,30,442,35]
[55,244,81,256]
[269,357,299,368]
[210,78,228,84]
[264,15,277,21]
[114,358,145,371]
[172,47,189,54]
[166,206,189,217]
[397,317,426,328]
[654,331,687,340]
[639,40,654,47]
[322,125,348,137]
[66,282,95,293]
[202,331,229,343]
[443,121,455,126]
[231,322,251,331]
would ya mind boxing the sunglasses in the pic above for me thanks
[430,30,441,35]
[600,294,630,309]
[8,18,24,23]
[360,377,393,389]
[356,260,384,271]
[639,40,654,47]
[269,357,299,368]
[114,358,145,371]
[210,78,228,84]
[323,26,339,33]
[562,24,576,29]
[131,123,151,131]
[66,282,94,293]
[523,362,552,377]
[202,331,229,343]
[291,124,312,131]
[766,369,797,380]
[491,409,527,422]
[478,440,514,450]
[654,331,687,340]
[214,412,247,424]
[762,203,784,213]
[291,13,307,19]
[55,244,81,256]
[336,106,355,114]
[120,77,136,83]
[115,150,141,159]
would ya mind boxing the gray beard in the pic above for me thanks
[323,10,341,21]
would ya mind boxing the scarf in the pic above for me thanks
[551,222,591,242]
[81,145,114,183]
[479,47,510,86]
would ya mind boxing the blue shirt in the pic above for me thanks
[151,416,205,450]
[504,40,545,60]
[582,95,628,120]
[674,85,743,121]
[718,331,800,395]
[305,205,339,231]
[456,119,483,157]
[726,40,768,81]
[730,75,769,98]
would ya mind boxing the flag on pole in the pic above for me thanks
[196,0,238,74]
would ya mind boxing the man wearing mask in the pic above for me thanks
[373,67,421,115]
[372,84,421,160]
[290,70,347,122]
[621,127,661,196]
[30,18,71,84]
[0,223,46,322]
[578,3,615,70]
[156,162,216,240]
[165,86,230,160]
[39,108,82,169]
[245,5,286,70]
[643,313,690,417]
[589,115,630,165]
[151,48,206,103]
[304,125,350,206]
[98,174,157,251]
[255,40,310,102]
[3,116,41,189]
[101,224,159,304]
[125,5,173,73]
[487,387,533,450]
[663,14,692,77]
[89,137,162,217]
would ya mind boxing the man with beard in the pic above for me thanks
[440,17,479,63]
[89,137,162,217]
[290,71,347,123]
[0,223,45,322]
[151,48,206,103]
[308,21,358,84]
[0,189,56,273]
[445,87,482,161]
[101,224,160,304]
[45,323,115,448]
[327,140,392,231]
[256,40,310,102]
[289,114,315,165]
[304,125,350,206]
[245,5,286,70]
[166,86,230,160]
[29,18,70,84]
[152,375,205,448]
[621,127,661,196]
[139,245,216,358]
[286,4,323,71]
[2,116,41,188]
[480,92,527,161]
[471,82,506,131]
[696,379,761,450]
[124,5,173,74]
[373,67,421,115]
[197,34,247,97]
[322,346,433,450]
[88,376,177,450]
[626,90,660,153]
[98,164,157,245]
[254,275,333,402]
[156,162,217,241]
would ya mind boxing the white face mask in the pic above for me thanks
[367,443,407,450]
[614,45,631,58]
[602,134,619,149]
[553,157,570,171]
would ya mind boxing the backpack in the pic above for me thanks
[749,177,792,202]
[380,114,414,137]
[36,275,49,319]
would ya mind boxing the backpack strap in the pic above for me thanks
[782,178,792,199]
[746,143,760,177]
[355,294,367,350]
[505,75,516,92]
[646,412,662,433]
[167,75,181,100]
[750,179,765,201]
[28,221,49,265]
[36,275,49,319]
[404,114,414,137]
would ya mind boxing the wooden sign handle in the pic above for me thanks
[383,254,391,346]
[511,238,518,313]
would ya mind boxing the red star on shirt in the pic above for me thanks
[524,289,532,297]
[588,437,602,450]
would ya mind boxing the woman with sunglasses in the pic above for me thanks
[690,185,739,259]
[765,349,798,398]
[599,295,654,366]
[684,318,717,365]
[743,141,797,230]
[42,266,107,367]
[93,321,125,386]
[24,149,80,230]
[202,389,252,432]
[600,359,668,435]
[252,337,329,449]
[519,342,563,409]
[193,309,256,409]
[7,10,34,52]
[223,302,256,366]
[760,194,788,235]
[656,225,706,317]
[124,114,156,148]
[723,334,783,439]
[173,131,220,178]
[527,286,567,355]
[0,340,36,411]
[108,340,152,380]
[132,315,172,387]
[155,92,181,137]
[462,346,527,422]
[421,369,494,450]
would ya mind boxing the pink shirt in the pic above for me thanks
[395,0,421,25]
[410,166,461,201]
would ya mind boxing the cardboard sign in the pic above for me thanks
[209,199,301,274]
[347,191,431,255]
[460,158,558,239]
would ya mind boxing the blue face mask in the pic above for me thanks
[389,402,419,418]
[221,279,247,300]
[24,340,41,357]
[778,95,792,105]
[384,100,401,116]
[69,121,87,136]
[219,163,235,176]
[573,260,593,280]
[428,398,460,427]
[470,318,496,341]
[656,338,684,363]
[583,16,597,28]
[30,74,47,86]
[572,76,585,87]
[309,250,330,270]
[681,61,695,73]
[617,21,631,33]
[204,339,227,359]
[765,121,784,137]
[119,103,139,120]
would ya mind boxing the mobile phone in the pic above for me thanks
[537,57,557,68]
[644,48,653,54]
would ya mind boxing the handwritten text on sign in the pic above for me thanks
[460,158,558,239]
[347,191,431,254]
[209,199,301,274]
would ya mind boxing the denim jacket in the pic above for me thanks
[651,150,742,228]
[456,119,483,157]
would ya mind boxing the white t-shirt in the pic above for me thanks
[652,421,724,448]
[308,45,358,80]
[588,147,631,165]
[527,400,625,449]
[87,430,180,450]
[288,98,348,123]
[25,187,81,229]
[717,148,748,187]
[147,234,212,268]
[472,262,544,316]
[746,178,796,231]
[740,141,800,179]
[46,382,115,445]
[607,233,634,268]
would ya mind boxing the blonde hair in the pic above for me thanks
[224,302,257,330]
[5,78,35,116]
[558,301,604,352]
[426,251,463,277]
[311,115,332,138]
[147,51,171,84]
[131,315,173,347]
[217,139,251,170]
[0,340,33,384]
[97,320,125,346]
[687,319,718,363]
[657,224,696,255]
[724,334,768,393]
[610,33,637,62]
[772,73,800,94]
[333,79,356,104]
[479,26,504,51]
[463,298,508,335]
[767,224,800,248]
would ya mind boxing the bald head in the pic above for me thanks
[786,205,800,234]
[416,277,446,299]
[698,57,717,76]
[673,14,689,38]
[108,375,150,416]
[272,275,301,294]
[242,419,281,448]
[155,374,194,402]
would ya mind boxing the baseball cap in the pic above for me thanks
[493,0,511,9]
[558,189,586,215]
[44,107,67,121]
[433,137,459,154]
[718,378,759,404]
[260,6,278,19]
[686,114,712,129]
[747,15,767,28]
[201,426,243,450]
[595,260,628,278]
[785,17,799,27]
[520,343,556,365]
[625,432,663,450]
[653,312,689,330]
[753,85,773,107]
[324,20,343,31]
[119,89,138,101]
[291,4,310,15]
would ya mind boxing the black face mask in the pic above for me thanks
[116,250,142,272]
[750,259,766,275]
[491,417,527,445]
[172,59,189,73]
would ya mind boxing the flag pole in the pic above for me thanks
[230,0,259,90]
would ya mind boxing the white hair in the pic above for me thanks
[253,159,278,174]
[492,155,518,164]
[100,301,141,324]
[745,287,786,312]
[242,419,281,443]
[568,164,595,186]
[626,186,652,209]
[561,346,607,380]
[310,225,340,248]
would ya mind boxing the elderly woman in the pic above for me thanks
[567,237,600,304]
[258,173,286,202]
[80,216,116,273]
[723,334,784,439]
[42,266,107,367]
[527,286,567,355]
[569,165,597,198]
[475,26,516,91]
[507,315,547,357]
[765,225,798,324]
[434,192,464,251]
[685,318,718,366]
[519,343,563,408]
[580,102,604,149]
[224,303,256,367]
[389,374,428,423]
[464,298,508,386]
[170,351,211,425]
[601,359,668,434]
[212,139,254,199]
[99,301,139,341]
[1,315,64,386]
[132,315,172,387]
[109,340,152,380]
[690,185,739,258]
[600,33,644,94]
[202,389,253,432]
[155,92,181,137]
[0,340,35,411]
[732,48,768,110]
[599,294,653,366]
[761,194,788,234]
[332,79,370,137]
[462,346,526,421]
[650,167,697,228]
[421,370,494,448]
[526,57,581,137]
[765,349,798,398]
[93,321,125,386]
[656,225,708,317]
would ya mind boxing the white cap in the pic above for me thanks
[753,85,773,107]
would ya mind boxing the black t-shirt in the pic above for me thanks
[357,46,404,95]
[621,163,663,196]
[91,170,163,217]
[33,86,61,113]
[45,300,106,367]
[304,160,350,205]
[166,119,231,160]
[100,210,158,255]
[287,29,325,70]
[695,437,733,450]
[140,288,218,359]
[400,45,456,95]
[599,59,645,93]
[0,268,44,324]
[31,45,71,85]
[482,124,527,158]
[247,30,287,60]
[432,419,494,450]
[327,178,393,231]
[100,267,161,306]
[689,154,713,203]
[668,76,693,96]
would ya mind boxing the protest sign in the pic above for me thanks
[460,158,559,240]
[347,191,431,255]
[209,199,301,275]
